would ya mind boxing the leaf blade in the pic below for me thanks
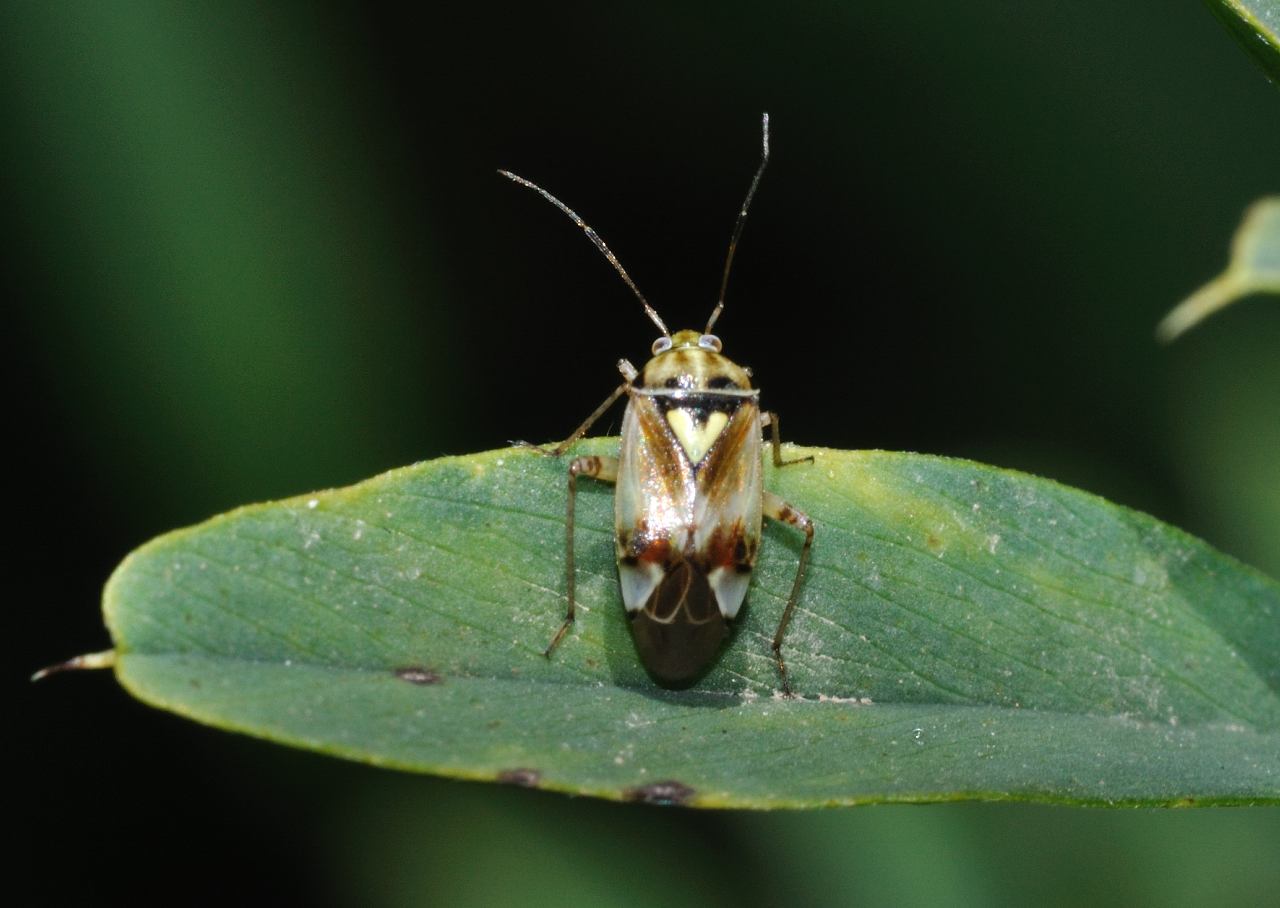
[114,655,1279,808]
[103,444,1280,807]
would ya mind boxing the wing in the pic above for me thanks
[614,391,697,613]
[615,390,698,539]
[692,396,763,543]
[690,397,764,618]
[615,389,764,620]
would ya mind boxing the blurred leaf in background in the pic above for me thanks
[7,1,1278,906]
[1206,0,1280,85]
[1157,197,1280,341]
[5,2,459,523]
[327,776,1280,908]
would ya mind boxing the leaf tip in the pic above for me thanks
[1155,273,1240,344]
[31,649,117,682]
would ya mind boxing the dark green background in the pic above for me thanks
[9,2,1278,905]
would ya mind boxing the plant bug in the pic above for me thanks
[501,114,814,694]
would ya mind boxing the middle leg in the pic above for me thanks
[762,489,815,695]
[545,454,619,657]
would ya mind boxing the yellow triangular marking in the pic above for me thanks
[666,409,729,463]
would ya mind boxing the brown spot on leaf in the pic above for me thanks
[925,532,942,552]
[497,768,542,788]
[623,780,697,806]
[394,666,442,685]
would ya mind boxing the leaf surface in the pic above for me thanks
[105,442,1280,807]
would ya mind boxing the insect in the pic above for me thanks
[501,113,814,694]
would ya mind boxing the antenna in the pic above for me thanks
[499,169,669,337]
[705,112,770,335]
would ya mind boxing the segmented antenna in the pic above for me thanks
[499,169,669,338]
[705,112,770,335]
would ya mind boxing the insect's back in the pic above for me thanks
[614,330,763,684]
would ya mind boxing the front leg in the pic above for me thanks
[545,454,619,657]
[763,490,815,696]
[761,411,815,467]
[516,359,638,456]
[516,382,628,456]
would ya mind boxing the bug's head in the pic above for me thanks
[652,328,717,354]
[639,328,753,391]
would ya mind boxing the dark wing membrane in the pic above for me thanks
[628,560,730,686]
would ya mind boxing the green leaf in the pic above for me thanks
[1157,197,1280,341]
[99,442,1279,808]
[1206,0,1280,85]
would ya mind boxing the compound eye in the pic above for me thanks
[698,334,722,352]
[651,336,673,355]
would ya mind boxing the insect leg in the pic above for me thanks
[762,490,814,696]
[515,383,628,456]
[545,453,620,657]
[761,411,815,468]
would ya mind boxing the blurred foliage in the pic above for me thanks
[1206,0,1280,84]
[8,1,1278,905]
[1158,197,1280,340]
[328,773,1280,908]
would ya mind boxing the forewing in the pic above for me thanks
[615,392,696,551]
[692,400,763,619]
[692,398,763,547]
[615,391,763,621]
